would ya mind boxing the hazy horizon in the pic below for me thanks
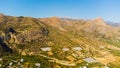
[0,0,120,23]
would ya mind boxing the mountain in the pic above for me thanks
[0,14,120,68]
[40,17,120,38]
[106,21,120,27]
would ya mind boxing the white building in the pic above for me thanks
[35,63,41,67]
[41,47,51,51]
[9,62,13,66]
[83,66,87,68]
[83,58,97,63]
[73,47,82,51]
[20,58,24,62]
[62,48,69,51]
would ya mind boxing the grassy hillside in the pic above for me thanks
[0,14,120,68]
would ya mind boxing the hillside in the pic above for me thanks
[0,14,120,68]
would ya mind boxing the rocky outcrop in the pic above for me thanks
[17,27,49,43]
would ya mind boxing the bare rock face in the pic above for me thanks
[17,27,49,43]
[93,17,106,26]
[81,17,119,38]
[40,17,66,31]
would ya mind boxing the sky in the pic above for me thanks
[0,0,120,22]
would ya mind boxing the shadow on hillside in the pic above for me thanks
[0,37,13,53]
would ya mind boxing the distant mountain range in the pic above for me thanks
[106,21,120,27]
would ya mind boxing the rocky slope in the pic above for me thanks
[40,17,120,38]
[0,14,120,68]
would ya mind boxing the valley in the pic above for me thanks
[0,14,120,68]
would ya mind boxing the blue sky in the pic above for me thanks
[0,0,120,22]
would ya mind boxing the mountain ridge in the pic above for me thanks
[0,14,120,68]
[40,16,120,38]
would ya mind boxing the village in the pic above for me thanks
[0,46,110,68]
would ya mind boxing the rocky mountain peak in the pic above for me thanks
[92,17,106,26]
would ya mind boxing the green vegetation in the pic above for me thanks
[102,38,120,47]
[108,49,120,56]
[0,14,120,68]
